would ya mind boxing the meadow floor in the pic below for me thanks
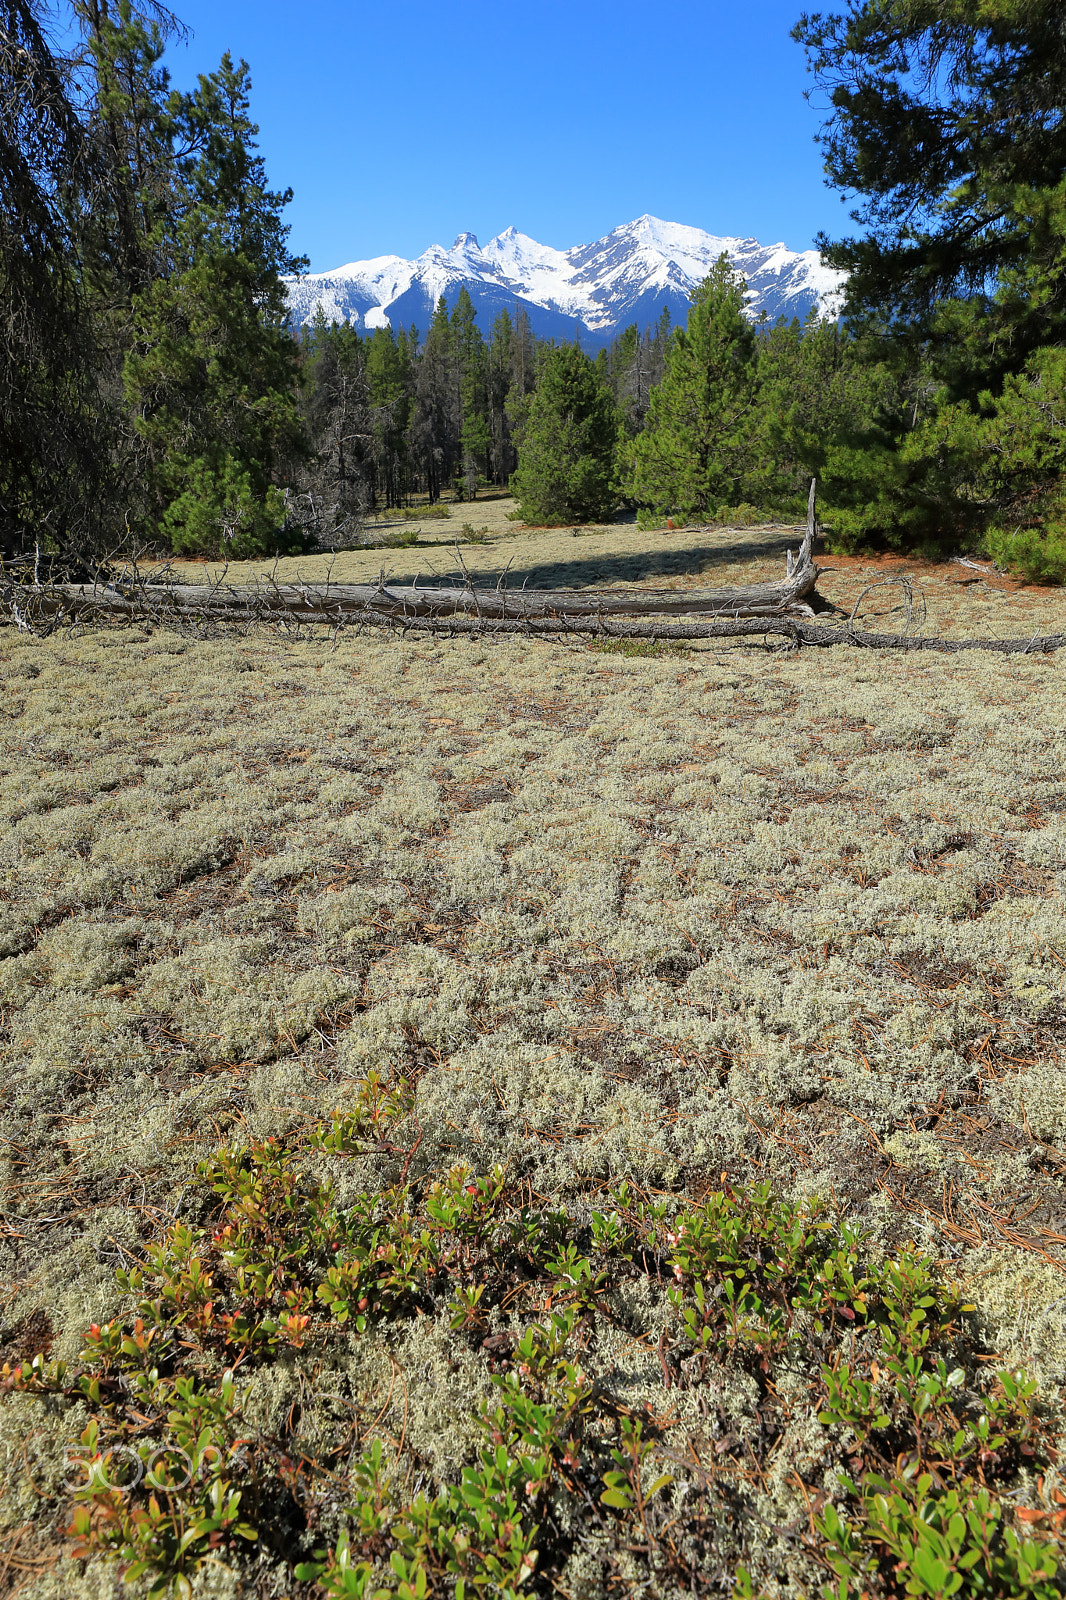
[1,511,1065,1597]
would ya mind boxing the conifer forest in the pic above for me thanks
[2,4,1066,1600]
[5,0,1066,575]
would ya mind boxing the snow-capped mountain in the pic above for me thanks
[284,215,845,347]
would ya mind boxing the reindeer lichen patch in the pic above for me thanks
[0,574,1064,1596]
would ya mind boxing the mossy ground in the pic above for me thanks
[1,520,1064,1596]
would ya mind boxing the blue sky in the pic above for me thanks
[161,0,848,272]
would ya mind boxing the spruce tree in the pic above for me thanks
[623,257,766,520]
[409,296,457,502]
[123,53,307,556]
[502,307,541,460]
[510,343,618,525]
[487,310,516,482]
[365,326,411,507]
[295,311,370,542]
[450,287,488,499]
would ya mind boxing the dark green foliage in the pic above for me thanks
[962,347,1066,580]
[293,311,372,543]
[451,287,490,499]
[623,258,767,520]
[755,311,891,515]
[290,303,550,521]
[2,0,306,562]
[793,0,1066,381]
[510,343,619,524]
[791,0,1066,565]
[602,310,672,437]
[486,310,518,482]
[0,0,119,559]
[123,53,307,557]
[500,306,539,460]
[409,297,458,503]
[365,324,413,508]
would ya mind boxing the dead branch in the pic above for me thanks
[1,481,1062,651]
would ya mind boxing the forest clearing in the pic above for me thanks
[1,520,1064,1597]
[144,495,1066,642]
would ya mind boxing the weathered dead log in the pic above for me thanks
[18,538,820,624]
[4,481,824,630]
[3,482,1062,649]
[186,607,1066,653]
[9,583,1059,652]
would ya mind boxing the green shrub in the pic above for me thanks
[712,502,776,526]
[4,1110,1060,1599]
[377,503,450,523]
[635,507,670,530]
[984,520,1066,584]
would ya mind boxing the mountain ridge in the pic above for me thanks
[283,215,845,346]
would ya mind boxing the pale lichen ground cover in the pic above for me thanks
[1,523,1065,1594]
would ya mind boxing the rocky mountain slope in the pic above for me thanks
[284,214,844,344]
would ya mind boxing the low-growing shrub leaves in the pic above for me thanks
[3,1092,1061,1597]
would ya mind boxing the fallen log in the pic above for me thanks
[2,483,1062,650]
[3,485,824,630]
[7,580,1062,652]
[39,568,818,621]
[8,537,821,625]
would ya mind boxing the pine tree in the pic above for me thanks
[1,0,180,559]
[294,311,370,542]
[487,310,516,483]
[80,0,179,305]
[623,257,766,519]
[755,311,894,512]
[123,53,307,556]
[450,287,488,499]
[365,325,411,508]
[503,307,539,457]
[510,343,618,525]
[790,0,1066,564]
[794,0,1066,390]
[409,296,457,502]
[605,322,663,437]
[1,0,100,556]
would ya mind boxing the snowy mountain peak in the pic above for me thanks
[284,216,846,347]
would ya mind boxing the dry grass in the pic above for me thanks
[0,522,1064,1596]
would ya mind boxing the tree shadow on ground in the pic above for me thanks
[418,532,803,591]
